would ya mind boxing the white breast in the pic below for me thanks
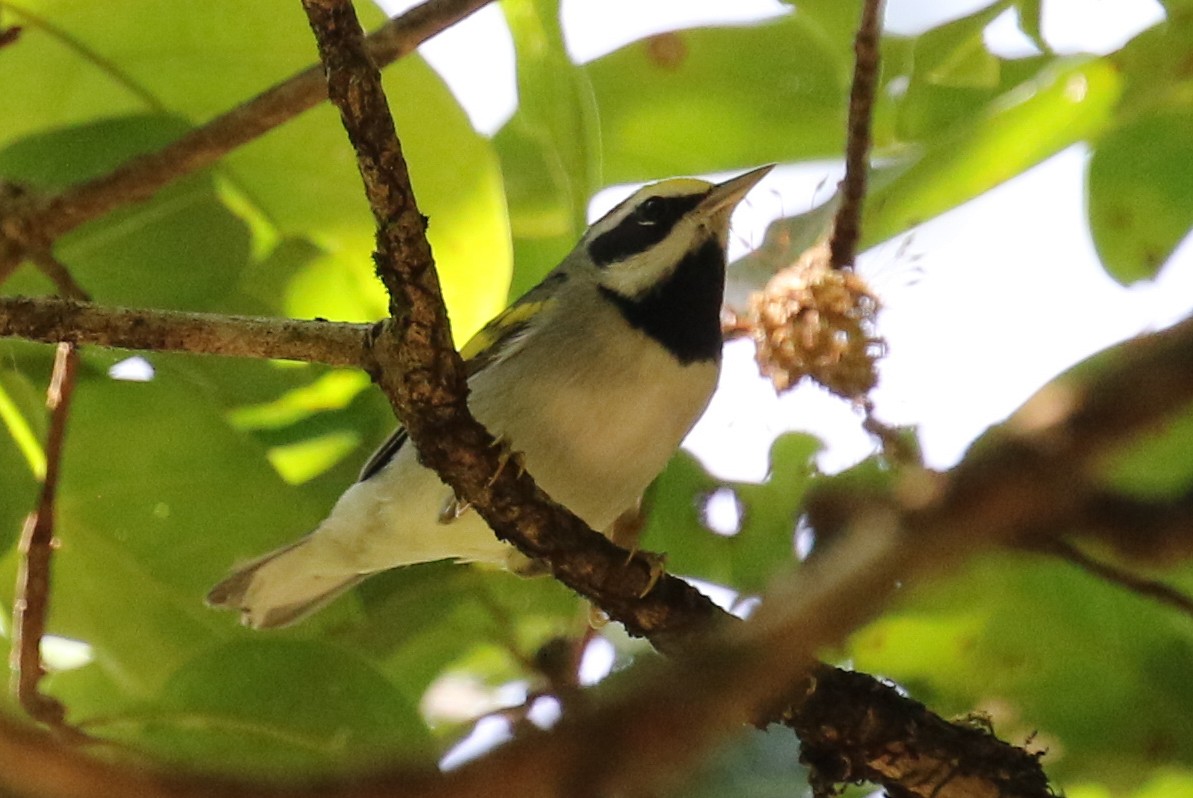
[468,298,719,532]
[311,293,720,575]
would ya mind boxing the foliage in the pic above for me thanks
[1,0,1192,794]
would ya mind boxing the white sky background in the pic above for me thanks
[382,0,1193,479]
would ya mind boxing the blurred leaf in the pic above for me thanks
[781,0,861,49]
[2,1,510,341]
[0,2,326,132]
[228,371,372,432]
[1098,398,1193,498]
[1112,9,1193,115]
[895,53,1052,142]
[732,58,1120,298]
[0,355,325,719]
[0,369,40,556]
[663,725,808,798]
[1088,108,1193,284]
[643,435,819,593]
[0,115,252,311]
[351,560,583,698]
[495,0,600,297]
[911,4,1003,89]
[865,57,1121,247]
[238,54,511,344]
[849,552,1193,786]
[1012,0,1049,52]
[583,16,850,184]
[0,354,48,478]
[120,638,432,776]
[502,0,598,219]
[266,430,360,485]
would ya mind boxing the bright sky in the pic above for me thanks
[383,0,1193,479]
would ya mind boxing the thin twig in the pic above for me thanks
[1033,538,1193,619]
[8,254,89,737]
[828,0,884,270]
[10,342,87,742]
[3,0,493,250]
[1076,489,1193,564]
[0,295,370,366]
[28,252,90,302]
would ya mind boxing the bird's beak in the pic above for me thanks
[700,164,775,215]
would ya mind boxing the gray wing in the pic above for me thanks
[356,272,564,483]
[358,427,409,482]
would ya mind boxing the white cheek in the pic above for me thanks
[600,223,699,297]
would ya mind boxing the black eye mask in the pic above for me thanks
[587,192,706,268]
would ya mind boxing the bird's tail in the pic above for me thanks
[206,535,365,629]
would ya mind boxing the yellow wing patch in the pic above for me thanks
[460,292,556,377]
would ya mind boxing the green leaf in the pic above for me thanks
[495,0,600,297]
[1098,397,1193,498]
[0,2,330,132]
[0,354,327,718]
[1,0,511,341]
[894,53,1052,142]
[350,561,584,694]
[1087,108,1193,283]
[0,115,252,311]
[1012,0,1050,53]
[781,0,861,51]
[911,4,1004,89]
[582,16,850,184]
[224,52,511,343]
[663,725,808,798]
[643,434,819,593]
[849,552,1193,786]
[864,57,1122,247]
[119,638,432,776]
[732,56,1119,299]
[0,363,42,555]
[1112,8,1193,116]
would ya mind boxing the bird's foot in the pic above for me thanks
[437,494,473,525]
[487,435,527,487]
[631,549,668,597]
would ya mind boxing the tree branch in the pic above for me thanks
[0,0,494,257]
[1074,488,1193,564]
[9,343,85,740]
[8,254,90,738]
[0,295,370,366]
[1029,538,1193,619]
[828,0,883,271]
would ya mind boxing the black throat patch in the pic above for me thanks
[599,238,725,365]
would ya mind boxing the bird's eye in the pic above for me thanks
[636,196,664,225]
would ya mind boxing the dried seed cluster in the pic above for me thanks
[749,241,884,399]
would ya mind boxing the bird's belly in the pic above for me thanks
[482,359,718,531]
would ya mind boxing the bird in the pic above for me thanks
[207,165,773,628]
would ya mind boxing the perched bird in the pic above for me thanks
[207,165,773,628]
